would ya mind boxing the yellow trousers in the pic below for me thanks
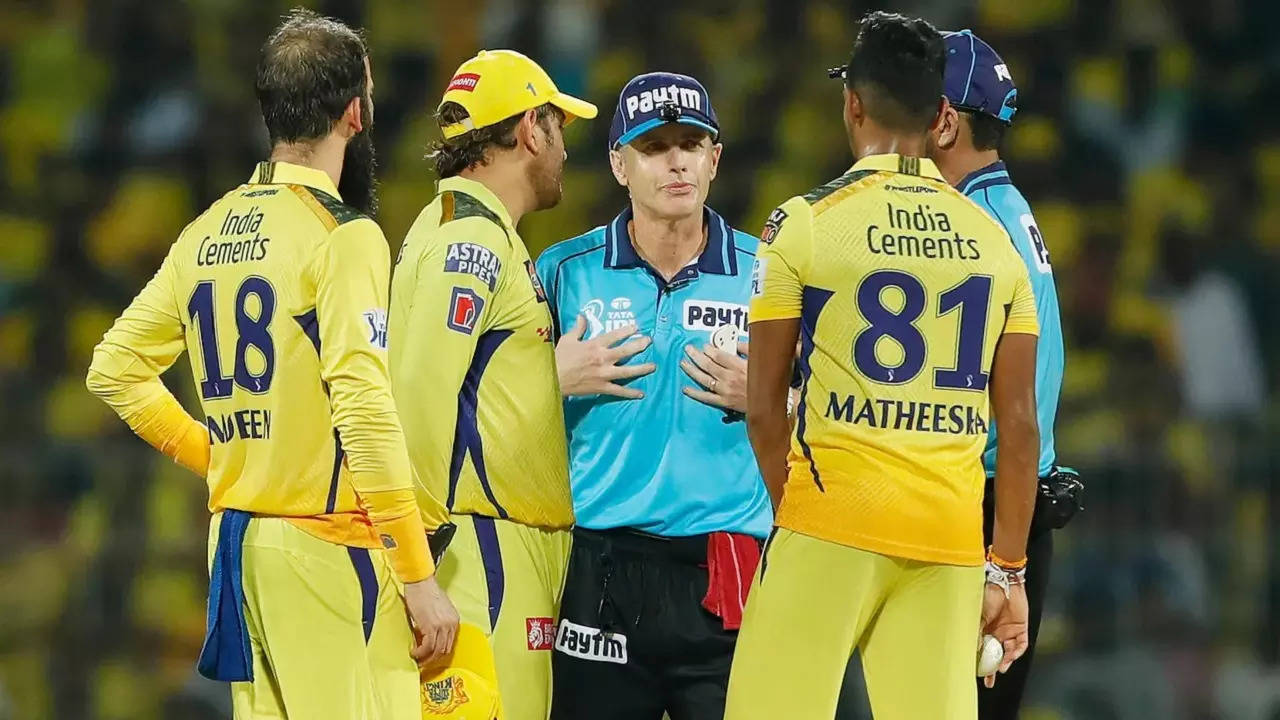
[208,513,420,719]
[725,528,983,720]
[436,514,572,720]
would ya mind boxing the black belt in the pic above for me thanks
[573,526,710,565]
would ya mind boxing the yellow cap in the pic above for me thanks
[438,49,597,139]
[420,623,503,719]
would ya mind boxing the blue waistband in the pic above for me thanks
[197,509,254,682]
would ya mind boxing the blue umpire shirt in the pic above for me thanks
[961,161,1064,477]
[536,205,773,538]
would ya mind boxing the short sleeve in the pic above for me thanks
[1002,264,1040,337]
[749,197,812,323]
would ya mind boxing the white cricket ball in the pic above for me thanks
[977,634,1004,677]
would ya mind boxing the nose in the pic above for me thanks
[665,146,689,173]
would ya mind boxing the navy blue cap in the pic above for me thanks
[943,29,1017,124]
[609,72,719,150]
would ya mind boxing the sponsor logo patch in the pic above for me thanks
[421,675,469,714]
[760,207,788,244]
[581,297,635,337]
[683,299,748,332]
[363,308,388,349]
[554,619,627,664]
[525,260,547,302]
[447,287,485,335]
[447,73,481,93]
[444,242,501,291]
[527,617,555,650]
[1020,213,1052,274]
[624,85,702,120]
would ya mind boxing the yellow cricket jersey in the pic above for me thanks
[389,176,573,529]
[87,161,442,581]
[750,154,1039,566]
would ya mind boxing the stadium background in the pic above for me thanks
[0,0,1278,717]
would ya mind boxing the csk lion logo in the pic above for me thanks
[422,675,470,714]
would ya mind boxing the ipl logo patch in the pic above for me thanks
[422,676,470,714]
[362,308,388,349]
[580,297,636,338]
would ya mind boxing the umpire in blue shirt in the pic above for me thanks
[928,30,1080,718]
[536,72,773,719]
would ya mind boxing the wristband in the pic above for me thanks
[984,560,1027,599]
[987,547,1027,571]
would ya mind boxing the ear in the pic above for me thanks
[609,148,628,187]
[935,98,961,150]
[844,86,863,127]
[707,142,723,182]
[516,108,542,155]
[341,96,364,138]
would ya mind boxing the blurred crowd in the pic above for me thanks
[0,0,1277,718]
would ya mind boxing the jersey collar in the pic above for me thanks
[436,175,516,230]
[602,205,739,277]
[849,153,946,182]
[248,160,342,199]
[956,160,1011,195]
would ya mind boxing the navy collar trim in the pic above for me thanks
[957,160,1011,195]
[602,205,738,276]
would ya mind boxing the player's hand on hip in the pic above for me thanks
[980,582,1030,688]
[681,340,748,412]
[404,575,460,666]
[555,314,654,399]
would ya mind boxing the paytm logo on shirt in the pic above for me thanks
[683,300,748,332]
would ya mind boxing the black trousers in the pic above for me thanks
[977,479,1054,720]
[550,528,738,720]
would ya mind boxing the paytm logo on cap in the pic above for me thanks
[625,85,703,120]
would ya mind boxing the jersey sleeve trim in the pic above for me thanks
[287,185,370,231]
[803,169,878,209]
[441,191,512,248]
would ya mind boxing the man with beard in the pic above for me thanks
[85,9,457,719]
[387,49,596,720]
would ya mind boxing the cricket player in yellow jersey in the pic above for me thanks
[85,11,458,719]
[389,50,596,720]
[725,12,1041,720]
